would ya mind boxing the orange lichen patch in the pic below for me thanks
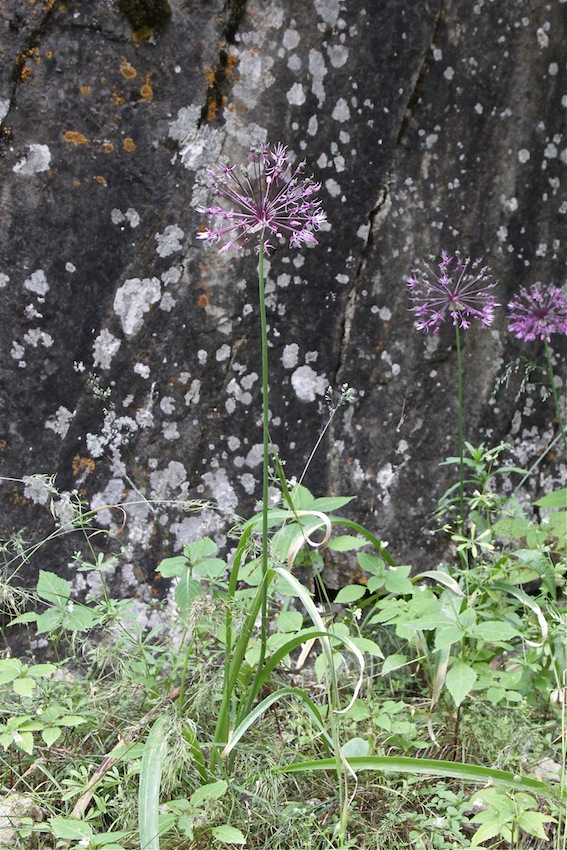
[122,137,136,152]
[120,59,137,80]
[102,142,115,154]
[133,26,152,45]
[72,179,81,187]
[197,293,210,308]
[72,455,95,476]
[111,92,125,106]
[20,65,32,81]
[80,85,91,95]
[45,50,53,60]
[140,73,153,101]
[95,175,107,186]
[0,440,7,452]
[64,130,88,145]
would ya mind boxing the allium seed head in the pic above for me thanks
[196,143,326,255]
[407,251,499,333]
[507,283,567,342]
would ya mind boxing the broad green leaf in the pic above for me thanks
[58,715,87,727]
[210,825,246,844]
[349,636,383,659]
[434,626,464,650]
[28,663,57,678]
[12,677,36,697]
[341,737,370,758]
[36,570,70,606]
[471,822,505,846]
[384,566,414,595]
[0,658,22,684]
[34,608,63,635]
[380,654,408,676]
[334,585,366,604]
[193,558,226,580]
[49,817,93,840]
[472,621,519,643]
[358,553,384,576]
[7,612,38,626]
[42,726,62,747]
[326,535,367,552]
[156,556,187,578]
[184,537,218,564]
[190,780,228,808]
[446,661,477,708]
[14,731,34,755]
[275,610,304,633]
[63,605,97,632]
[311,495,354,512]
[534,488,567,509]
[174,575,202,614]
[517,810,556,839]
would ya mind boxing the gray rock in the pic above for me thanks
[0,0,564,611]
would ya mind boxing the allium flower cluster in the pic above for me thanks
[507,283,567,342]
[197,143,326,255]
[407,251,498,333]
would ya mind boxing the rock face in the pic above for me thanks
[0,0,565,601]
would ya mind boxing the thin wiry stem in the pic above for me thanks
[544,340,567,453]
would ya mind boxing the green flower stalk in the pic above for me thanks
[197,142,326,691]
[507,282,567,451]
[408,252,499,534]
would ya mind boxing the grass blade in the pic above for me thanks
[281,755,556,797]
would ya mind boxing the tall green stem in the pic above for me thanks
[544,340,567,453]
[455,323,466,536]
[257,234,270,671]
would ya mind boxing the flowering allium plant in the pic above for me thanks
[197,143,326,255]
[408,251,498,333]
[507,283,567,342]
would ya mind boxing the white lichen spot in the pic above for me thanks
[150,461,188,499]
[160,292,176,312]
[160,396,176,415]
[185,379,201,405]
[11,341,25,363]
[497,225,508,243]
[0,273,9,288]
[23,329,53,348]
[443,67,454,81]
[308,49,327,106]
[197,349,208,365]
[287,83,306,105]
[93,329,121,370]
[283,28,300,49]
[168,104,223,171]
[548,62,558,76]
[327,44,349,68]
[155,225,184,257]
[45,406,74,438]
[536,27,549,48]
[336,274,349,284]
[331,98,350,122]
[24,270,49,296]
[282,342,299,368]
[379,306,392,321]
[291,365,327,401]
[201,468,238,513]
[0,99,9,122]
[239,472,257,495]
[314,0,341,27]
[307,115,318,136]
[13,144,51,175]
[163,421,180,440]
[474,103,483,114]
[544,143,558,159]
[216,344,231,362]
[518,149,530,163]
[114,277,161,337]
[134,362,151,379]
[325,178,341,197]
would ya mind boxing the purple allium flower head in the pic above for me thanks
[196,143,326,255]
[507,283,567,343]
[407,251,498,333]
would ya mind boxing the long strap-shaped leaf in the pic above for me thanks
[139,715,170,850]
[281,756,557,797]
